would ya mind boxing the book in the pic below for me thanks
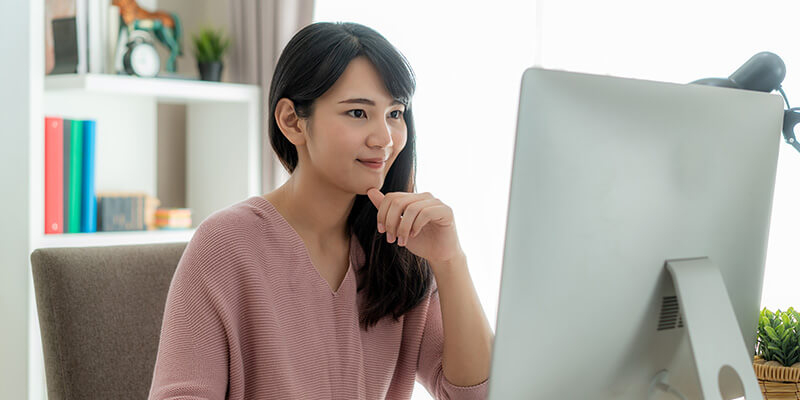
[44,117,64,234]
[67,120,83,233]
[107,5,120,74]
[127,196,135,230]
[46,0,77,74]
[75,0,88,74]
[144,196,160,229]
[45,0,88,75]
[62,118,71,231]
[155,208,192,230]
[80,120,96,233]
[50,17,79,74]
[87,0,107,74]
[97,193,161,231]
[98,195,123,231]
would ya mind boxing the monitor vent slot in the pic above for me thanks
[657,295,684,331]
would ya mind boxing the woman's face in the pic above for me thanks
[297,56,408,195]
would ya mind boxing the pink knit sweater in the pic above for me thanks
[147,196,489,400]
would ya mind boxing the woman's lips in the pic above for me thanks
[358,159,386,169]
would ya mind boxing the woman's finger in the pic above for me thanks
[381,193,431,241]
[410,204,452,239]
[396,199,440,245]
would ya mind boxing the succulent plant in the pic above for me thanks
[192,27,230,63]
[757,307,800,367]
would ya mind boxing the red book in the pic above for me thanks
[45,116,64,234]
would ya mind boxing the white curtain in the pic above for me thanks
[229,0,315,193]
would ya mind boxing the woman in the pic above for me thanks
[148,22,493,400]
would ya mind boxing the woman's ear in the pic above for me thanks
[275,98,308,146]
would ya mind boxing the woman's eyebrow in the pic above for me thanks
[338,98,404,106]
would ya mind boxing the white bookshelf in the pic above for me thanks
[45,73,260,103]
[2,2,263,399]
[36,229,196,249]
[42,72,262,235]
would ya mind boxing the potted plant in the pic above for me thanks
[192,27,230,82]
[754,307,800,399]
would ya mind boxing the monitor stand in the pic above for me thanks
[648,257,760,399]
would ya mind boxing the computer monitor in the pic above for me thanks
[488,67,785,399]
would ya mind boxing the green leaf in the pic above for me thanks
[191,26,230,62]
[783,333,794,348]
[766,326,780,342]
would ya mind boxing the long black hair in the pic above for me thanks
[268,22,433,329]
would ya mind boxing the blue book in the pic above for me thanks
[80,120,96,233]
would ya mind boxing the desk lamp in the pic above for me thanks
[691,51,800,153]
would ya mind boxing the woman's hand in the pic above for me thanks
[366,188,464,266]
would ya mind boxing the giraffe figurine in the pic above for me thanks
[112,0,183,73]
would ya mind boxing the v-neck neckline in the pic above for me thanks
[251,195,354,297]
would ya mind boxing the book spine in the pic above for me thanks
[138,195,145,230]
[135,195,142,230]
[75,0,88,74]
[107,5,120,74]
[96,196,104,231]
[44,117,64,234]
[88,0,105,74]
[118,196,127,230]
[62,119,71,231]
[113,197,123,231]
[50,17,79,74]
[68,120,83,233]
[145,196,160,230]
[118,197,128,230]
[105,196,118,231]
[124,196,133,230]
[104,196,116,231]
[96,193,157,231]
[80,120,96,233]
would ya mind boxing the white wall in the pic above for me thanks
[153,0,232,81]
[533,0,800,313]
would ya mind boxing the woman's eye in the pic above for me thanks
[347,109,366,119]
[347,109,404,119]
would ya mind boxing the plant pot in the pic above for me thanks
[754,356,800,399]
[198,61,223,82]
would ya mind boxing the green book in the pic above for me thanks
[67,120,83,233]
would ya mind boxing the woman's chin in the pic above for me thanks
[358,182,383,195]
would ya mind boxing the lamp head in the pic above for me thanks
[729,51,786,93]
[690,51,785,93]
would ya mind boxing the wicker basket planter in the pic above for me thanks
[755,356,800,399]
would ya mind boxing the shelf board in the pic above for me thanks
[45,73,260,104]
[34,228,195,249]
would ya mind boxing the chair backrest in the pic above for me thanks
[31,242,187,400]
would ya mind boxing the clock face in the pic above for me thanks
[130,43,160,77]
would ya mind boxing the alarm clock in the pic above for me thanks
[122,30,161,78]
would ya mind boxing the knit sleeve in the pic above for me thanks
[415,284,489,400]
[147,224,231,400]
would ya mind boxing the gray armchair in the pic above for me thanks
[30,242,187,400]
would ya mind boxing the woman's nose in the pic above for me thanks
[368,121,393,148]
